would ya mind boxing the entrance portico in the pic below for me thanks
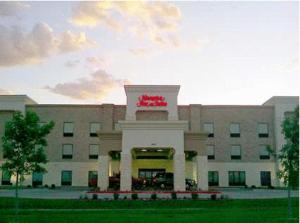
[98,85,209,191]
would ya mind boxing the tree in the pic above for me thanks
[278,106,299,219]
[1,111,54,218]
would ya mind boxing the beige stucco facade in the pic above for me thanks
[0,86,298,191]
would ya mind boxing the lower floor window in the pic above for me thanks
[32,172,43,186]
[228,171,246,186]
[1,171,12,185]
[208,171,219,186]
[61,171,72,186]
[88,171,98,187]
[260,171,271,186]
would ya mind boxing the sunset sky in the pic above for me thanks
[0,1,298,105]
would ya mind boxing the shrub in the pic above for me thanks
[131,193,138,200]
[123,196,127,200]
[27,185,32,188]
[44,184,48,188]
[210,194,217,200]
[244,184,248,189]
[171,192,177,200]
[92,194,98,200]
[151,193,157,200]
[251,185,256,189]
[220,194,229,200]
[268,185,275,189]
[191,193,198,200]
[50,184,56,189]
[113,193,119,200]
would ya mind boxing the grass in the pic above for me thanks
[0,198,298,223]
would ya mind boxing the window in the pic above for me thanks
[61,171,72,186]
[90,122,100,137]
[89,144,99,159]
[206,145,215,160]
[63,122,74,137]
[32,172,43,186]
[203,123,214,137]
[88,171,98,187]
[208,171,219,186]
[228,171,246,186]
[258,123,269,138]
[260,171,271,186]
[1,171,12,185]
[62,144,73,159]
[231,145,241,160]
[230,123,240,137]
[259,145,270,160]
[114,123,121,131]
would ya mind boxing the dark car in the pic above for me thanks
[152,172,196,190]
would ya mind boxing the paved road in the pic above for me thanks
[0,188,298,199]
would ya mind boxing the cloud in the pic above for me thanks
[45,69,129,100]
[85,56,106,68]
[64,60,80,68]
[0,23,94,67]
[0,88,12,95]
[129,48,152,56]
[0,1,30,17]
[71,1,181,47]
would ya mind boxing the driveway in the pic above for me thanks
[0,188,298,199]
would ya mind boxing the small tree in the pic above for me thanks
[1,111,54,217]
[278,106,299,219]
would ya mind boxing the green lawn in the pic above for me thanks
[0,198,298,223]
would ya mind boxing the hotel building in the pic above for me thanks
[0,85,298,191]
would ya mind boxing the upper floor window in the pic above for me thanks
[90,122,101,137]
[89,144,99,159]
[62,144,73,159]
[258,123,269,138]
[231,145,241,160]
[203,123,214,137]
[63,122,74,137]
[259,145,270,160]
[230,123,240,137]
[206,145,215,160]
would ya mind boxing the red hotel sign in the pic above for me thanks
[136,95,168,107]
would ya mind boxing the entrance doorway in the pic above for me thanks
[131,148,174,190]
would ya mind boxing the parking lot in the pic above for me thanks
[0,188,298,199]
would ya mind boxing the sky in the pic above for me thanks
[0,1,298,105]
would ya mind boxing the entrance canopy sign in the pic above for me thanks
[136,95,168,107]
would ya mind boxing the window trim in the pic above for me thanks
[228,171,246,186]
[61,170,72,186]
[231,145,242,160]
[206,145,215,160]
[63,122,74,137]
[230,123,240,138]
[62,144,73,159]
[90,122,101,137]
[89,144,99,160]
[203,122,214,138]
[208,171,219,186]
[258,123,269,138]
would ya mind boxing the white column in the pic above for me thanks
[197,155,208,190]
[120,153,132,191]
[174,153,186,191]
[98,155,109,190]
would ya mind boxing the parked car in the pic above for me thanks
[152,172,196,190]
